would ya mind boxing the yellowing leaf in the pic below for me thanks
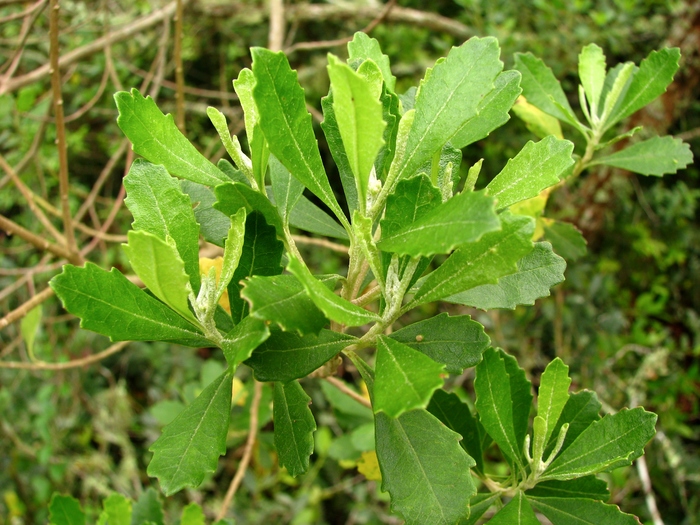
[357,450,382,481]
[199,256,230,312]
[232,377,248,407]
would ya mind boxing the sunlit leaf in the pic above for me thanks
[274,380,316,477]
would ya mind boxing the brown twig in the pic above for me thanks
[174,0,185,132]
[49,0,78,258]
[0,286,55,331]
[216,380,263,520]
[325,376,372,409]
[291,234,349,254]
[285,0,396,54]
[0,0,47,78]
[0,341,129,370]
[121,62,239,100]
[268,0,285,52]
[0,214,80,264]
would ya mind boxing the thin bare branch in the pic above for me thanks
[291,234,349,254]
[0,341,129,370]
[325,376,372,409]
[216,380,263,520]
[0,0,45,24]
[174,0,185,132]
[0,286,55,331]
[0,214,81,264]
[268,0,285,52]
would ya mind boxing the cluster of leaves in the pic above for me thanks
[47,32,687,523]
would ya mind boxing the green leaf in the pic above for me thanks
[589,135,693,176]
[374,336,444,418]
[415,212,534,304]
[214,182,285,240]
[379,188,499,257]
[228,211,284,323]
[274,380,316,477]
[148,370,233,495]
[474,348,524,470]
[578,44,607,115]
[389,313,490,374]
[452,70,522,148]
[500,349,533,456]
[242,274,327,335]
[321,379,374,421]
[251,48,347,228]
[537,358,572,452]
[446,242,566,310]
[207,107,252,180]
[20,304,41,358]
[287,257,380,327]
[513,52,579,127]
[246,329,356,382]
[375,408,475,525]
[460,493,501,525]
[512,95,564,140]
[486,136,574,209]
[233,68,270,190]
[528,497,639,525]
[348,32,396,92]
[98,494,131,525]
[545,390,602,457]
[124,160,201,292]
[399,37,503,180]
[526,477,609,500]
[321,93,358,214]
[115,89,227,186]
[180,503,205,525]
[269,154,304,226]
[181,180,230,247]
[131,488,164,525]
[427,389,484,472]
[217,209,247,301]
[122,230,198,324]
[221,316,270,368]
[288,194,349,239]
[50,263,209,346]
[543,219,588,261]
[608,48,681,125]
[327,55,385,209]
[543,407,657,480]
[489,491,539,525]
[375,85,401,180]
[49,494,85,525]
[599,62,635,124]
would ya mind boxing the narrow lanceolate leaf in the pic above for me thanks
[399,37,503,180]
[288,194,349,240]
[461,493,502,525]
[415,212,534,305]
[543,407,657,480]
[98,493,131,525]
[181,181,230,247]
[287,257,380,327]
[148,370,233,495]
[389,313,490,374]
[474,348,524,470]
[246,329,356,382]
[528,497,639,525]
[115,89,227,186]
[233,68,270,189]
[500,349,533,455]
[49,494,85,525]
[214,182,285,240]
[122,230,197,325]
[50,264,209,346]
[512,95,564,140]
[217,209,247,301]
[538,358,572,448]
[327,55,385,209]
[578,44,607,115]
[228,211,284,323]
[589,135,693,176]
[488,491,539,525]
[269,154,304,226]
[486,136,574,209]
[374,336,444,418]
[379,189,499,257]
[381,174,442,243]
[221,316,270,368]
[273,380,316,477]
[427,389,484,472]
[446,242,565,310]
[452,70,522,148]
[543,219,588,261]
[513,53,579,126]
[124,160,201,292]
[375,409,475,525]
[525,477,610,500]
[241,274,327,335]
[251,48,346,227]
[608,48,680,125]
[545,390,602,457]
[348,32,396,92]
[207,107,252,178]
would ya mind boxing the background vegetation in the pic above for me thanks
[1,0,698,523]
